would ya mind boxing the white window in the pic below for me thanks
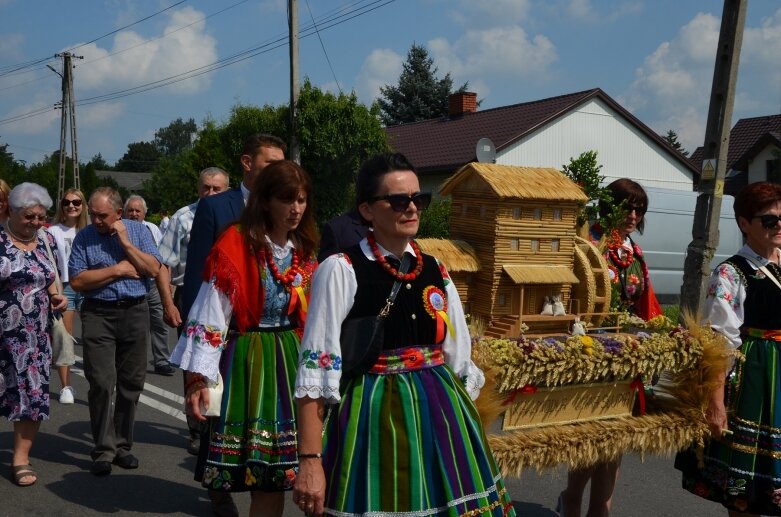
[512,207,521,220]
[498,294,506,306]
[553,209,562,221]
[531,239,539,252]
[511,238,519,251]
[551,239,560,252]
[533,208,542,220]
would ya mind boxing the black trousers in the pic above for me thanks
[81,299,149,463]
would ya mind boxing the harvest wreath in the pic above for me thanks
[473,318,740,476]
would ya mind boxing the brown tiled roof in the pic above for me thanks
[690,114,781,171]
[384,88,698,177]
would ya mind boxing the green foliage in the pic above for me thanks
[155,117,197,156]
[115,141,162,172]
[663,129,689,157]
[562,150,614,228]
[218,103,287,175]
[378,43,468,126]
[417,197,451,238]
[295,80,388,222]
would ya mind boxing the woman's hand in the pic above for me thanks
[706,383,728,439]
[50,294,67,312]
[293,458,326,516]
[185,375,209,422]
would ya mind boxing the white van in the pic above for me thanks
[632,187,743,304]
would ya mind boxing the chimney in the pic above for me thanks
[449,92,477,117]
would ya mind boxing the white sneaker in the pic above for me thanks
[59,386,75,404]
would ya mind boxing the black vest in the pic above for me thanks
[344,245,446,350]
[724,254,781,331]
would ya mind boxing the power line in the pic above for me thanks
[0,0,396,126]
[0,1,187,78]
[305,0,342,94]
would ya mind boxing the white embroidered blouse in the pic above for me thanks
[293,238,484,405]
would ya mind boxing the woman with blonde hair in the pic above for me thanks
[46,188,88,404]
[0,179,11,226]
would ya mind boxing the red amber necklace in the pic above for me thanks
[266,248,303,287]
[367,232,423,281]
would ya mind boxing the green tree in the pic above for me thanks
[378,43,468,126]
[417,197,451,238]
[562,150,611,228]
[663,129,689,157]
[115,141,161,172]
[88,153,111,171]
[155,117,197,156]
[295,80,388,222]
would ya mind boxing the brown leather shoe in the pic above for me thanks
[209,490,238,517]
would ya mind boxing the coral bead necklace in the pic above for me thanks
[266,247,303,288]
[367,232,423,281]
[606,229,634,270]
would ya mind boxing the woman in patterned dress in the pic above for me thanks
[170,161,318,517]
[676,181,781,516]
[0,182,67,486]
[293,153,515,517]
[560,178,662,517]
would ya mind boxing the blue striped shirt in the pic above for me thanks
[68,219,163,301]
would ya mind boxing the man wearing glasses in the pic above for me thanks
[68,187,162,477]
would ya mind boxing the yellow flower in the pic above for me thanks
[245,467,257,486]
[579,336,594,346]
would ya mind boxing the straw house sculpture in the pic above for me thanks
[438,163,609,336]
[416,238,480,313]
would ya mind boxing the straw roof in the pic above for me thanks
[439,163,588,202]
[503,265,579,285]
[416,238,481,272]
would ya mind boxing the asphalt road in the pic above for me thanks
[0,321,724,516]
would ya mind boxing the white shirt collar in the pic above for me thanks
[264,234,294,259]
[240,182,251,205]
[359,234,415,261]
[737,244,781,268]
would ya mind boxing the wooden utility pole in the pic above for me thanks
[288,0,301,163]
[679,0,747,319]
[49,52,83,203]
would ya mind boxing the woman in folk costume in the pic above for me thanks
[292,153,515,517]
[560,178,663,517]
[171,160,318,517]
[676,182,781,516]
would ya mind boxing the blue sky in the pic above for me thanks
[1,0,779,167]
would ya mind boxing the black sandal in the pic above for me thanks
[11,464,37,487]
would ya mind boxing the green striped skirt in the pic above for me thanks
[322,345,516,516]
[677,335,781,515]
[201,327,300,492]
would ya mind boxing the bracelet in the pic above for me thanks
[185,374,206,391]
[298,452,322,459]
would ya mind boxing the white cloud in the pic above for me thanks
[622,13,720,151]
[71,6,218,96]
[356,48,403,104]
[79,102,124,126]
[429,27,558,85]
[624,8,781,153]
[0,33,23,60]
[2,98,60,135]
[563,0,642,23]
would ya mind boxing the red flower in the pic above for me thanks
[205,331,222,347]
[404,349,424,368]
[318,353,332,368]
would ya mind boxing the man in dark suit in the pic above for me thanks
[317,209,368,262]
[181,134,286,319]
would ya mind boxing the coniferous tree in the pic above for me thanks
[378,43,468,126]
[663,129,689,157]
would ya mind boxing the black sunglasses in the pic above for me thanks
[752,214,781,229]
[61,198,82,207]
[370,192,432,212]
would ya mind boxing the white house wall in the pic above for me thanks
[747,144,780,184]
[496,98,694,191]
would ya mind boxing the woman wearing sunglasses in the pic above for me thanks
[293,153,515,517]
[676,182,781,516]
[47,188,88,405]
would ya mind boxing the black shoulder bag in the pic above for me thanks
[340,253,411,377]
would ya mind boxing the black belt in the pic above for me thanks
[84,296,146,309]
